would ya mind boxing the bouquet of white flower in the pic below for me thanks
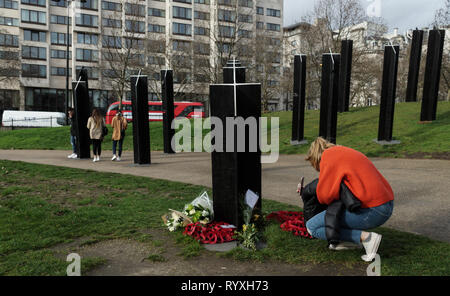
[183,203,212,225]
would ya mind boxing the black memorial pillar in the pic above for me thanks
[406,30,424,102]
[319,53,340,144]
[377,45,400,142]
[223,60,246,83]
[72,80,91,159]
[130,75,151,164]
[338,40,353,112]
[291,54,307,145]
[161,70,175,154]
[210,83,262,228]
[421,29,445,122]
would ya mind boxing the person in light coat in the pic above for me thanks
[110,110,128,161]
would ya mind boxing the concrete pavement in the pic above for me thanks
[0,149,449,243]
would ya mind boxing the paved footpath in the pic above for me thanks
[1,150,449,243]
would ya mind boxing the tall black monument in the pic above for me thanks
[291,54,307,145]
[161,70,175,154]
[421,29,445,122]
[72,79,91,159]
[223,60,246,83]
[338,40,353,112]
[406,30,424,102]
[130,75,151,164]
[377,45,400,143]
[210,81,262,228]
[319,53,340,144]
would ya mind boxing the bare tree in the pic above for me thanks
[432,0,450,100]
[100,0,146,109]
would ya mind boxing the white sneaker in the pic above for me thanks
[93,156,97,162]
[97,156,101,162]
[329,242,362,251]
[68,153,75,159]
[111,155,117,161]
[116,156,121,162]
[361,232,382,262]
[72,154,78,159]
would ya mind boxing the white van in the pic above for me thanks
[1,110,66,128]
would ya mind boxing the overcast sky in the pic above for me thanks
[283,0,445,34]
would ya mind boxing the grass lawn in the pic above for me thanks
[0,160,448,276]
[1,101,450,159]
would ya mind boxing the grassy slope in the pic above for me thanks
[1,101,449,158]
[0,160,449,276]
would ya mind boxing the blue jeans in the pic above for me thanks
[70,135,77,154]
[112,134,124,157]
[306,201,394,245]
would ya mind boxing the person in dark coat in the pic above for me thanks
[67,108,78,159]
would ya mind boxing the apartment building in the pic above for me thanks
[0,0,283,119]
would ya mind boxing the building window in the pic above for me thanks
[218,9,236,22]
[80,0,98,10]
[77,32,99,45]
[173,23,192,36]
[256,6,264,15]
[76,48,99,62]
[148,24,165,33]
[0,34,19,47]
[50,0,67,7]
[239,0,252,8]
[267,8,281,18]
[195,0,209,4]
[101,1,121,11]
[0,16,19,26]
[102,18,121,28]
[194,26,208,36]
[0,50,19,60]
[21,9,46,24]
[22,64,46,78]
[172,40,191,52]
[148,56,165,66]
[51,67,71,76]
[51,32,71,45]
[50,14,71,25]
[194,11,209,20]
[102,35,122,48]
[125,20,145,33]
[218,0,235,6]
[23,29,46,42]
[173,0,191,3]
[21,0,45,7]
[0,90,20,115]
[219,25,235,38]
[22,45,46,60]
[125,3,145,16]
[75,14,98,27]
[51,49,71,59]
[25,88,66,112]
[256,21,264,30]
[76,66,99,79]
[266,23,280,32]
[0,0,18,9]
[148,8,165,17]
[173,6,192,19]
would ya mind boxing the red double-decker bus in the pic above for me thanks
[105,101,205,124]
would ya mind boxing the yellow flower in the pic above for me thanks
[243,224,248,232]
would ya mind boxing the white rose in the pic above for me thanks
[189,209,196,215]
[202,210,209,217]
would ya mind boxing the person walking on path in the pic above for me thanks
[301,137,394,262]
[87,108,106,162]
[67,108,78,159]
[111,110,128,162]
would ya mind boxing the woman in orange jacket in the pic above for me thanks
[302,137,394,262]
[110,110,128,162]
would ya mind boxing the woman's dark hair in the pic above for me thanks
[91,108,103,128]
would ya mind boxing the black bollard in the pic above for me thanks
[210,83,262,228]
[421,29,446,122]
[319,53,340,144]
[130,75,151,165]
[338,40,353,112]
[161,70,175,154]
[72,80,91,159]
[223,59,246,83]
[378,45,400,143]
[406,30,424,102]
[291,54,307,145]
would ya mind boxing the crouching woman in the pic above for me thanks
[304,137,394,262]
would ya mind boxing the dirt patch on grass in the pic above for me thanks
[51,229,366,276]
[404,152,450,160]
